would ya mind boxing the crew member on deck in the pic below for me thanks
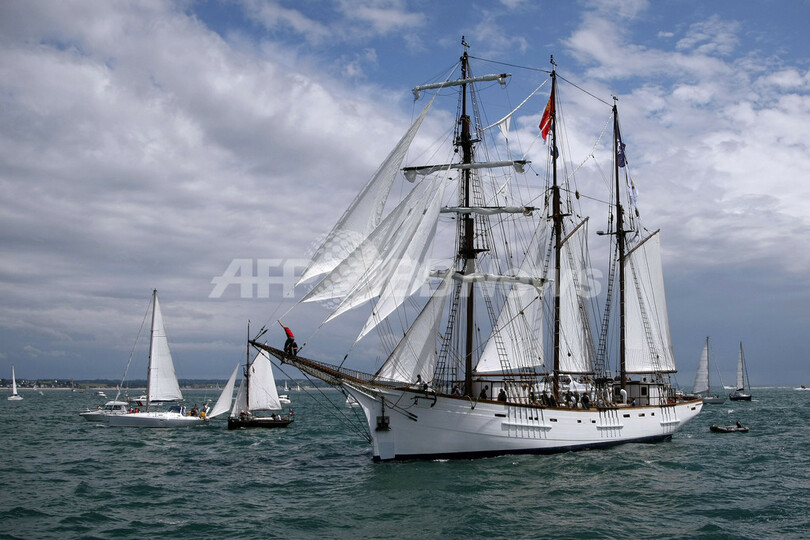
[479,385,489,400]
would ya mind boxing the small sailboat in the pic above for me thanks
[212,328,293,429]
[278,380,291,405]
[108,290,207,427]
[7,365,23,401]
[693,337,726,404]
[728,342,752,401]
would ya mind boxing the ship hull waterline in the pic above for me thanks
[107,411,207,428]
[227,417,293,430]
[344,383,704,461]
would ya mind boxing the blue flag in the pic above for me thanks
[616,124,627,168]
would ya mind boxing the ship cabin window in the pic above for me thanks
[641,387,648,396]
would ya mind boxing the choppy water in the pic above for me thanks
[1,387,808,539]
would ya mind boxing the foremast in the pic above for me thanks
[459,40,476,397]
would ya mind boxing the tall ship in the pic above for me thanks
[257,40,703,460]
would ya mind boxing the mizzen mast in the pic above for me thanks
[613,99,628,392]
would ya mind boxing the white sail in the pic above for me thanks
[208,363,240,418]
[323,173,447,324]
[624,232,676,373]
[11,365,17,395]
[247,349,282,411]
[147,292,183,403]
[692,339,709,395]
[231,377,246,417]
[375,271,454,383]
[302,175,435,304]
[354,173,448,340]
[736,343,745,391]
[476,220,548,373]
[297,101,432,285]
[558,220,594,374]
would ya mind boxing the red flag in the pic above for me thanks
[539,88,554,141]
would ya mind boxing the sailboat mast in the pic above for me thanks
[145,288,157,412]
[613,103,627,393]
[550,64,561,400]
[460,42,475,397]
[245,321,251,411]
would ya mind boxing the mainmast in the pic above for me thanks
[245,321,251,411]
[145,288,157,412]
[550,61,561,400]
[613,101,627,392]
[460,38,475,397]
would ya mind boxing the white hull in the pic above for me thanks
[345,384,703,461]
[108,411,207,428]
[80,401,129,422]
[80,410,123,422]
[7,394,23,401]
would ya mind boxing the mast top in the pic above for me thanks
[461,35,469,52]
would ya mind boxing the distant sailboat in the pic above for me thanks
[7,365,22,401]
[728,342,752,401]
[108,290,207,427]
[693,337,726,404]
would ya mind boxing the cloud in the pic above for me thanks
[0,0,418,377]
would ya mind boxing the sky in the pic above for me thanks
[1,0,809,387]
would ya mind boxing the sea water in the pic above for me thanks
[1,387,808,539]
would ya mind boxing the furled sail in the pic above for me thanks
[147,292,183,403]
[297,101,432,285]
[693,340,709,395]
[374,271,454,383]
[557,220,595,374]
[624,231,676,373]
[476,220,549,373]
[208,363,240,418]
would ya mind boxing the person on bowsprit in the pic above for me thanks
[280,321,295,355]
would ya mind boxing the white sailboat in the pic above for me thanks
[108,290,207,427]
[7,365,23,401]
[692,337,726,405]
[219,345,292,430]
[259,41,702,460]
[728,342,752,401]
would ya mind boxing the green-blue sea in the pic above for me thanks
[1,386,808,539]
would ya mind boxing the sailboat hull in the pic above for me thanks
[7,394,23,401]
[227,416,293,430]
[108,411,207,428]
[345,384,703,461]
[728,392,752,401]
